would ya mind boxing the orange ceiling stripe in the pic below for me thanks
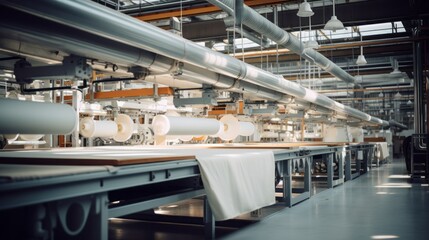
[135,0,290,22]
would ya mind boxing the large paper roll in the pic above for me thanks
[0,98,77,134]
[80,118,118,138]
[113,114,134,142]
[238,122,255,136]
[218,115,240,141]
[152,115,221,136]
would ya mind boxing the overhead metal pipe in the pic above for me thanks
[224,17,270,48]
[1,0,388,126]
[388,120,408,130]
[207,0,357,85]
[0,8,293,105]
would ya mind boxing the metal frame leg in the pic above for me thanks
[357,150,363,174]
[204,196,215,240]
[85,193,109,240]
[283,160,292,207]
[304,157,311,194]
[327,154,333,188]
[338,151,344,181]
[345,150,352,181]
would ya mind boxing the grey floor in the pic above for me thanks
[222,158,429,240]
[110,158,429,240]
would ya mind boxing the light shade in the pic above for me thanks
[356,54,367,65]
[407,100,413,105]
[324,15,344,32]
[297,1,314,17]
[378,92,384,98]
[390,68,402,75]
[394,92,402,99]
[305,39,320,49]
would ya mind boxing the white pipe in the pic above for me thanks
[1,0,388,126]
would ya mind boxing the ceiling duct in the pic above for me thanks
[206,0,357,85]
[1,0,389,127]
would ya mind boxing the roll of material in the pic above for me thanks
[152,115,221,136]
[113,114,134,142]
[218,115,240,141]
[238,122,255,136]
[0,98,77,134]
[79,118,118,138]
[19,134,44,141]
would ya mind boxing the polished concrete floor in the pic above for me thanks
[110,158,429,240]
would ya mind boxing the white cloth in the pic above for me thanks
[377,142,389,160]
[196,150,275,221]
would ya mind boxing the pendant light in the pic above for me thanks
[305,16,319,49]
[297,0,314,17]
[394,92,402,99]
[324,0,344,32]
[356,33,367,65]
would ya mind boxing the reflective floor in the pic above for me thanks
[109,158,429,240]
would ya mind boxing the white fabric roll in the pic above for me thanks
[79,118,118,138]
[218,115,240,141]
[152,115,221,136]
[0,98,77,134]
[113,114,134,142]
[238,122,255,136]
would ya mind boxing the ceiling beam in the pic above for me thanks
[180,0,429,41]
[134,0,292,22]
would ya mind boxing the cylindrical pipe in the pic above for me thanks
[389,120,408,130]
[0,98,77,134]
[1,0,388,126]
[0,9,285,105]
[211,0,356,85]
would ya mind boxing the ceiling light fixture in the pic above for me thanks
[305,16,319,49]
[297,0,314,17]
[394,92,402,99]
[356,54,367,65]
[390,59,402,75]
[378,92,384,98]
[324,0,344,32]
[356,33,367,65]
[407,100,413,105]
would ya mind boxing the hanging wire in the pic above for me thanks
[180,0,183,36]
[298,13,303,86]
[232,0,236,57]
[274,5,279,74]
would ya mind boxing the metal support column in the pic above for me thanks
[304,157,312,193]
[327,154,334,188]
[283,160,293,207]
[91,193,109,240]
[345,149,352,181]
[203,196,215,240]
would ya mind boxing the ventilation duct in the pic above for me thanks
[1,0,389,127]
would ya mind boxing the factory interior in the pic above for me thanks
[0,0,428,239]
